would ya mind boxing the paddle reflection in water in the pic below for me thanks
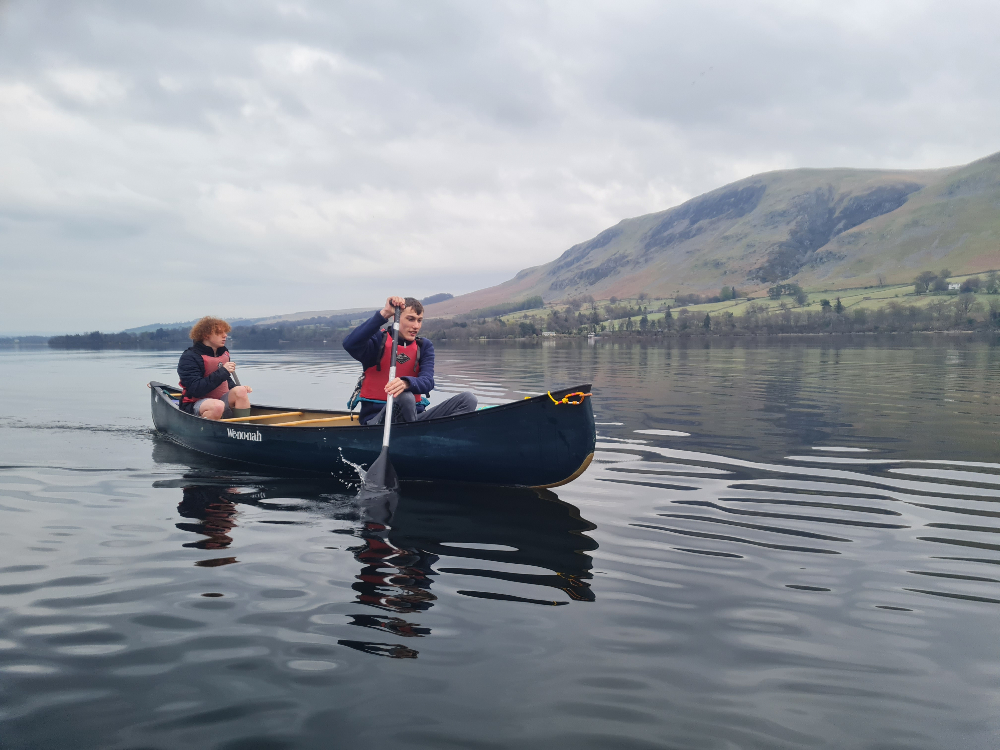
[338,517,433,659]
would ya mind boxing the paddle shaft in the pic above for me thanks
[381,307,402,448]
[217,358,242,387]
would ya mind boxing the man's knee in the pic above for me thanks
[229,386,250,404]
[395,391,417,422]
[423,391,476,419]
[458,391,477,413]
[200,400,225,420]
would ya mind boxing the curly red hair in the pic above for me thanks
[189,316,231,342]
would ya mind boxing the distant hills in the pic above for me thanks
[123,307,373,334]
[124,318,252,334]
[124,294,456,334]
[425,151,1000,316]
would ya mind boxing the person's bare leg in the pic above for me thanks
[228,387,251,418]
[228,386,250,410]
[199,399,226,420]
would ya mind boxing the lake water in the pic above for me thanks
[1,337,999,749]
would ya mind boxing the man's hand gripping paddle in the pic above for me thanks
[361,306,401,493]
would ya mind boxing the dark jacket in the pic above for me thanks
[342,311,435,423]
[177,342,236,409]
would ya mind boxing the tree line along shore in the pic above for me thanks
[21,271,1000,350]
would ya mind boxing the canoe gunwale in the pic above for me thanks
[147,381,593,433]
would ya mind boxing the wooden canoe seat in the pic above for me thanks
[274,415,357,427]
[221,411,303,423]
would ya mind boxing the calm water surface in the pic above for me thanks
[1,337,999,749]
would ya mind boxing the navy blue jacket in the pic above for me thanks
[177,342,236,409]
[343,311,435,423]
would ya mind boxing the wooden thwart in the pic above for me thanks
[221,411,303,423]
[274,415,355,427]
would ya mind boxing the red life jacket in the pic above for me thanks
[180,348,231,404]
[358,335,425,404]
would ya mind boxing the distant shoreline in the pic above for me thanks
[3,328,995,351]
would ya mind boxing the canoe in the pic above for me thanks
[148,382,596,487]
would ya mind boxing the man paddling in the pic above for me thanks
[177,317,253,420]
[344,296,476,425]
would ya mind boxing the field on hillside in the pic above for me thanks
[486,272,1000,329]
[443,273,1000,331]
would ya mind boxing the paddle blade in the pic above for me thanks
[358,492,398,525]
[362,446,398,493]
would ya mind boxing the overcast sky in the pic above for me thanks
[2,0,998,334]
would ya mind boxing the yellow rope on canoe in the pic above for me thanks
[547,391,592,406]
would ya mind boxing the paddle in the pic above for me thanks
[361,306,402,493]
[217,340,241,387]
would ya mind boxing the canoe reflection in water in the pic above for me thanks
[154,436,598,659]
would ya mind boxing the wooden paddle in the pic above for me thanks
[361,306,401,493]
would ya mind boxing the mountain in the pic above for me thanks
[425,151,1000,316]
[124,318,253,334]
[244,308,372,326]
[123,307,372,333]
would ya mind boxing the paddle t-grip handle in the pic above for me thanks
[218,362,242,387]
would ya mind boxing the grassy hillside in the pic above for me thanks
[427,152,1000,317]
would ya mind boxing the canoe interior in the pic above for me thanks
[224,407,363,427]
[159,389,363,426]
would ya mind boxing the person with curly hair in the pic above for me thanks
[176,316,253,420]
